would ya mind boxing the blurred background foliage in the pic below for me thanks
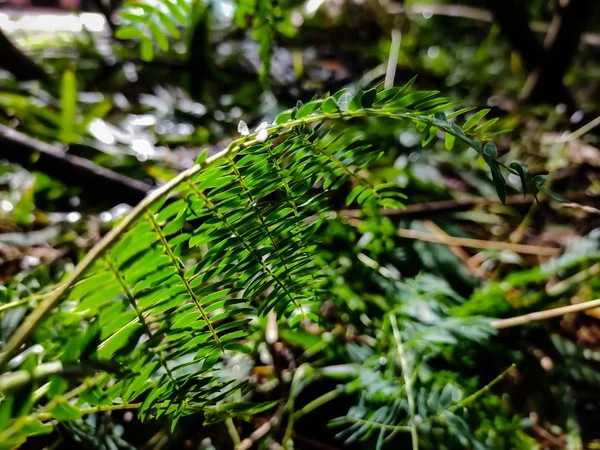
[0,0,600,449]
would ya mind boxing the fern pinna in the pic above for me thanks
[0,83,541,448]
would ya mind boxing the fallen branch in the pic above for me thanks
[394,227,559,256]
[339,191,600,219]
[492,298,600,329]
[0,30,50,82]
[347,218,559,256]
[0,125,152,206]
[237,405,285,450]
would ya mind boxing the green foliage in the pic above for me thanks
[234,0,294,84]
[454,229,600,318]
[115,0,291,82]
[2,1,599,447]
[0,78,559,449]
[59,68,77,144]
[551,335,600,386]
[293,272,531,450]
[0,84,111,144]
[116,0,192,61]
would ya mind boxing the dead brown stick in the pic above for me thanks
[346,218,559,256]
[396,228,558,256]
[492,298,600,329]
[422,220,485,277]
[0,125,152,206]
[562,202,600,215]
[236,406,285,450]
[339,191,600,220]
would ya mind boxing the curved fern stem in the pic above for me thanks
[0,159,207,368]
[0,126,259,367]
[34,400,202,421]
[146,212,223,350]
[0,293,44,313]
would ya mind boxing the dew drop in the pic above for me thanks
[256,129,269,142]
[238,120,250,136]
[256,121,269,132]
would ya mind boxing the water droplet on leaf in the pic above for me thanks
[238,120,249,136]
[257,129,269,142]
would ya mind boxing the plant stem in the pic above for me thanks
[146,212,223,350]
[390,313,419,450]
[562,114,600,142]
[0,287,64,314]
[492,298,600,329]
[105,254,180,387]
[293,389,341,420]
[546,264,600,297]
[0,297,33,313]
[35,400,201,422]
[448,364,515,412]
[385,29,402,88]
[0,374,108,442]
[346,218,559,256]
[339,190,600,220]
[0,362,64,393]
[338,416,411,433]
[226,418,242,447]
[237,404,286,450]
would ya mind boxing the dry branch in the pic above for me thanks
[0,30,50,82]
[492,298,600,329]
[0,125,152,205]
[339,191,600,220]
[345,218,559,256]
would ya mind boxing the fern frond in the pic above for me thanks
[0,83,541,443]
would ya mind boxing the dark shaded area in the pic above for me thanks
[0,125,152,205]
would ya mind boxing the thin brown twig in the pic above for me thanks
[346,218,559,256]
[396,227,558,256]
[492,298,600,329]
[236,405,286,450]
[562,202,600,215]
[422,220,485,277]
[338,191,600,220]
